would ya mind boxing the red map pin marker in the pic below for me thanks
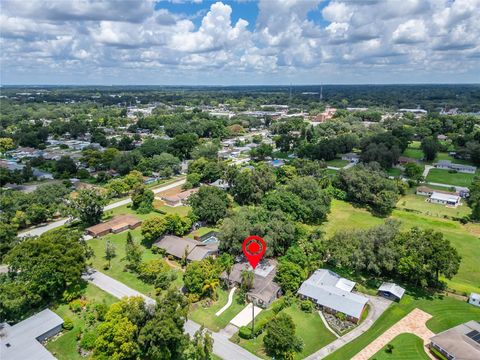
[242,235,266,270]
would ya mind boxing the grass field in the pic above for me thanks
[402,148,424,160]
[370,333,430,360]
[187,226,218,239]
[46,284,117,360]
[386,168,402,177]
[426,168,477,187]
[323,200,480,294]
[325,294,480,360]
[233,302,337,359]
[326,158,350,168]
[189,288,246,331]
[396,194,471,219]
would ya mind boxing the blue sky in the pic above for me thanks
[1,0,479,85]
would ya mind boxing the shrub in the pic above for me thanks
[239,326,254,339]
[69,299,85,313]
[386,344,394,353]
[336,312,346,321]
[62,317,74,330]
[80,329,97,350]
[300,300,314,313]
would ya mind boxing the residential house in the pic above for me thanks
[161,188,198,207]
[435,160,477,174]
[221,260,281,308]
[341,153,360,163]
[210,179,230,190]
[0,309,64,360]
[398,156,418,164]
[153,234,218,262]
[377,282,405,301]
[429,320,480,360]
[469,293,480,307]
[297,269,369,323]
[86,214,142,237]
[429,192,461,207]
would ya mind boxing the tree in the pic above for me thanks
[404,162,423,182]
[397,227,461,287]
[184,326,214,360]
[183,258,222,300]
[138,289,190,359]
[275,261,306,293]
[192,142,219,160]
[0,137,15,154]
[421,137,438,161]
[0,223,18,261]
[468,177,480,221]
[240,269,254,291]
[105,241,116,269]
[70,188,107,226]
[263,313,303,359]
[141,216,167,244]
[189,186,231,224]
[124,232,143,272]
[56,156,77,177]
[131,186,154,214]
[230,165,276,205]
[0,229,89,321]
[250,143,273,161]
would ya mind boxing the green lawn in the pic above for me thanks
[187,226,218,240]
[189,288,246,331]
[408,141,421,149]
[233,302,337,359]
[370,333,430,360]
[396,194,471,219]
[46,284,117,360]
[434,152,473,165]
[323,200,480,295]
[325,294,480,360]
[402,148,424,160]
[88,227,184,296]
[326,158,350,168]
[386,168,402,177]
[426,168,477,187]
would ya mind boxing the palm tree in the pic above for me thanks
[241,270,254,291]
[202,278,220,300]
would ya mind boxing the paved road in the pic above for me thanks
[305,294,392,360]
[85,269,260,360]
[17,178,186,238]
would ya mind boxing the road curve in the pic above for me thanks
[17,178,186,238]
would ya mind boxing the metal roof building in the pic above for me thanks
[430,320,480,360]
[297,269,369,322]
[378,282,406,301]
[0,309,64,360]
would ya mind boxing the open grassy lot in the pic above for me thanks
[426,168,477,187]
[189,288,246,331]
[370,333,430,360]
[46,284,117,360]
[402,148,424,160]
[323,200,480,294]
[396,194,471,219]
[325,294,480,360]
[326,158,350,168]
[233,302,337,359]
[435,152,473,165]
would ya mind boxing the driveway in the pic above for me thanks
[305,294,392,360]
[351,308,435,360]
[85,269,260,360]
[17,178,186,238]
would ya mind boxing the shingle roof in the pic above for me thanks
[378,282,405,299]
[0,309,63,360]
[297,269,368,319]
[154,235,199,259]
[85,214,141,236]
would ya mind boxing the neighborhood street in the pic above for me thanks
[84,269,261,360]
[17,178,186,238]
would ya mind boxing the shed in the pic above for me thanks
[469,293,480,307]
[377,282,405,301]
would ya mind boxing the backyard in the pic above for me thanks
[46,284,117,360]
[322,199,480,295]
[426,168,477,187]
[396,194,471,219]
[325,294,480,360]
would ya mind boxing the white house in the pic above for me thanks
[429,192,461,207]
[469,293,480,307]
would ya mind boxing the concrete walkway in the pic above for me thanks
[230,303,262,328]
[84,269,260,360]
[17,178,186,238]
[423,165,433,178]
[216,287,236,316]
[351,308,435,360]
[305,295,391,360]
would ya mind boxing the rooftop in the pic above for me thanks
[378,282,405,299]
[430,320,480,359]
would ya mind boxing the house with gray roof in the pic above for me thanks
[297,269,369,323]
[0,309,64,360]
[435,160,477,174]
[221,259,281,308]
[377,282,405,301]
[153,235,218,262]
[430,320,480,360]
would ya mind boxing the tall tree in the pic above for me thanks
[70,188,107,226]
[421,137,439,161]
[124,232,143,272]
[188,186,231,224]
[263,313,303,359]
